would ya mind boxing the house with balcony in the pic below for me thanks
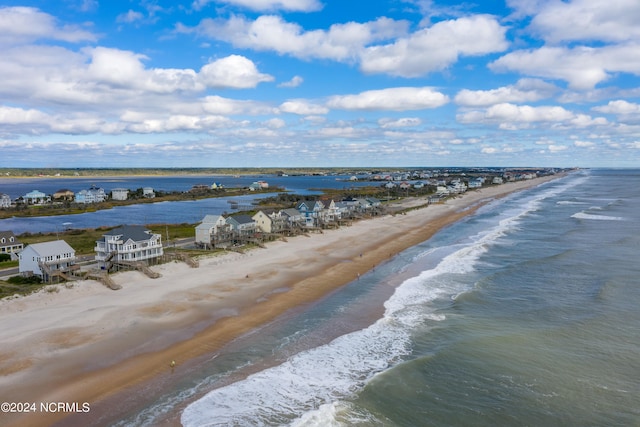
[18,240,78,282]
[23,190,49,205]
[195,214,229,247]
[94,225,163,268]
[226,215,256,237]
[252,210,287,234]
[75,185,107,204]
[0,231,23,259]
[281,208,304,229]
[297,200,326,227]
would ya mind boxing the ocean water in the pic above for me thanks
[112,169,639,427]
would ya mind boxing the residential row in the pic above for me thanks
[195,196,383,249]
[0,179,274,208]
[0,185,156,208]
[1,225,164,283]
[0,170,530,283]
[0,195,385,282]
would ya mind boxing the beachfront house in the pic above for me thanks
[18,240,78,282]
[436,186,450,196]
[321,199,340,222]
[226,215,256,236]
[0,193,11,208]
[0,231,23,260]
[75,185,107,204]
[252,210,287,234]
[252,210,274,233]
[111,188,129,201]
[492,176,504,185]
[280,208,304,229]
[94,225,163,268]
[468,178,483,189]
[297,200,326,227]
[195,215,228,246]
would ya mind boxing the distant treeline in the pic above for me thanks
[0,167,373,177]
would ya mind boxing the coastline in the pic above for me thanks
[0,175,564,427]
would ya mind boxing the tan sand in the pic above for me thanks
[0,175,563,426]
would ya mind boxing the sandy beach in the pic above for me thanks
[0,175,562,426]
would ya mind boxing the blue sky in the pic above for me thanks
[1,0,639,168]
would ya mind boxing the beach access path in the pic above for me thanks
[0,174,563,427]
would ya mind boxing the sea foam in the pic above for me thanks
[571,212,624,221]
[181,175,576,427]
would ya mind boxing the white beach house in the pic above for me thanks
[18,240,78,282]
[195,215,228,246]
[94,225,163,268]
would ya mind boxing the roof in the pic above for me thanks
[102,225,155,242]
[200,214,224,224]
[227,214,254,225]
[24,240,74,256]
[0,230,21,244]
[281,208,302,217]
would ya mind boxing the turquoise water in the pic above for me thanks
[104,170,640,427]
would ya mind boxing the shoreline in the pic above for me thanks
[0,175,565,427]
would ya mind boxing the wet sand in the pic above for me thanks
[0,176,562,426]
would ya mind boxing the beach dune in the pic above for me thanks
[0,175,561,426]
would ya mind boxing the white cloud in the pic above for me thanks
[593,100,640,115]
[548,144,568,153]
[481,147,498,154]
[0,45,276,115]
[490,44,640,90]
[457,103,608,130]
[201,95,275,116]
[526,0,640,43]
[378,117,422,128]
[327,87,449,111]
[278,75,304,88]
[199,55,274,89]
[0,6,96,45]
[0,105,51,125]
[265,118,286,129]
[279,100,329,115]
[192,0,322,12]
[574,140,595,148]
[359,15,508,77]
[454,78,557,107]
[180,15,407,62]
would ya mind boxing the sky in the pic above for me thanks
[1,0,639,168]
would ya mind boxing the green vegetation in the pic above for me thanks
[0,167,385,178]
[0,275,45,299]
[17,223,198,255]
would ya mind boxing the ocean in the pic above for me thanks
[96,169,640,426]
